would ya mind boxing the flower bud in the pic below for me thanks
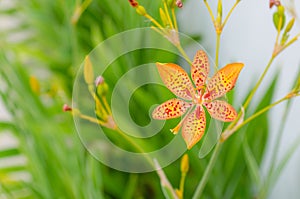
[95,76,105,87]
[273,11,286,30]
[176,0,183,8]
[96,81,109,97]
[84,56,94,85]
[128,0,138,8]
[29,76,40,95]
[159,8,169,27]
[63,104,72,112]
[285,18,295,33]
[136,5,147,16]
[270,0,281,9]
[217,0,223,19]
[277,5,285,16]
[180,154,189,174]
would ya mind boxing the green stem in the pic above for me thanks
[231,97,287,134]
[192,141,222,199]
[203,0,215,22]
[177,44,192,65]
[215,32,221,71]
[221,0,240,29]
[244,56,275,109]
[275,33,300,56]
[179,173,186,198]
[115,128,154,167]
[227,56,275,131]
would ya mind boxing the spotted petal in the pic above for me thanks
[204,63,244,100]
[156,62,195,100]
[152,98,192,120]
[203,100,237,122]
[182,106,206,149]
[191,50,210,90]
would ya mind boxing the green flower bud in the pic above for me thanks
[29,76,40,95]
[160,8,169,27]
[277,5,285,16]
[285,18,295,33]
[84,56,94,85]
[273,11,286,30]
[180,154,189,174]
[96,82,109,97]
[136,5,147,16]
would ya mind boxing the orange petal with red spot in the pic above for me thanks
[152,98,192,120]
[191,50,210,90]
[156,62,195,100]
[204,63,244,100]
[203,100,237,122]
[182,106,206,149]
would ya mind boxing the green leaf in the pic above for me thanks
[243,138,261,187]
[246,71,280,164]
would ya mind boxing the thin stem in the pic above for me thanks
[215,32,221,71]
[164,2,174,29]
[176,44,192,65]
[88,85,110,118]
[232,97,287,133]
[71,0,92,24]
[144,14,165,31]
[228,32,300,131]
[203,0,215,22]
[222,95,290,143]
[244,56,275,109]
[78,113,106,125]
[115,127,154,167]
[102,96,112,115]
[226,56,275,131]
[151,26,165,36]
[192,141,222,199]
[277,33,300,55]
[179,173,186,198]
[172,8,178,31]
[221,0,240,29]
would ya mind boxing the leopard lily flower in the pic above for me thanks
[152,50,244,149]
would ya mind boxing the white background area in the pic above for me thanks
[0,0,300,198]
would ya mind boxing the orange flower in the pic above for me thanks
[152,50,244,149]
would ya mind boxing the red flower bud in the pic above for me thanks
[95,76,105,87]
[176,0,183,8]
[270,0,281,8]
[129,0,138,8]
[63,104,72,112]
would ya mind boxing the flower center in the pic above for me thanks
[193,93,202,104]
